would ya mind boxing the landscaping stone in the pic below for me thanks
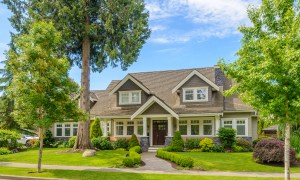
[82,149,96,157]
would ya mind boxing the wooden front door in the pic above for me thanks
[153,120,167,145]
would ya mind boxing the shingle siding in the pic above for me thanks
[142,103,169,115]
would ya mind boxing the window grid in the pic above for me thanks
[178,119,213,136]
[119,91,141,105]
[183,87,208,102]
[222,119,248,136]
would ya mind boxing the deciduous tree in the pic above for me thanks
[7,21,82,173]
[219,0,300,179]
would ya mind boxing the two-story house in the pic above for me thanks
[50,66,258,151]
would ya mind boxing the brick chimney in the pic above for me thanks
[214,65,225,86]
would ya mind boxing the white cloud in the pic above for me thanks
[146,0,259,44]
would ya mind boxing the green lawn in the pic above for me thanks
[176,152,300,173]
[0,166,289,180]
[0,148,127,167]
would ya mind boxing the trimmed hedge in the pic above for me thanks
[123,146,141,167]
[253,139,297,164]
[157,148,193,168]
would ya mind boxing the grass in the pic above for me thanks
[0,148,127,167]
[0,166,290,180]
[176,152,300,173]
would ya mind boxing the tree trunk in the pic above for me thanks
[37,127,44,173]
[284,122,291,180]
[74,7,92,149]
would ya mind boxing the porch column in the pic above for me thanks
[143,117,147,136]
[215,115,220,136]
[167,117,172,136]
[103,119,108,137]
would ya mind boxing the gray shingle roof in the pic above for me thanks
[90,67,253,117]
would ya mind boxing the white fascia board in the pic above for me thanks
[172,70,220,93]
[109,75,151,96]
[131,96,179,120]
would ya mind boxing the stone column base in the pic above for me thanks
[140,136,150,152]
[164,136,173,146]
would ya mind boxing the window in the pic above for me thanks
[203,120,212,135]
[56,124,62,136]
[55,123,78,137]
[183,87,208,102]
[236,120,246,136]
[119,91,141,105]
[177,119,214,136]
[222,119,248,136]
[191,120,200,135]
[127,121,134,135]
[65,124,71,136]
[179,120,187,135]
[73,124,78,136]
[106,122,110,134]
[137,120,143,136]
[116,122,124,136]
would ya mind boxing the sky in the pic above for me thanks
[0,0,259,90]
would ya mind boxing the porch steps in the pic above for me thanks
[148,146,163,153]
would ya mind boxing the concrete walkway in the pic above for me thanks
[1,152,300,178]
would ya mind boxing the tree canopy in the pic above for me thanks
[219,0,300,179]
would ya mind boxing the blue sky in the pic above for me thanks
[0,0,258,90]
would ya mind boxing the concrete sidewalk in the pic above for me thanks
[1,152,300,178]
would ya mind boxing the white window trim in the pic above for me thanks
[221,118,248,137]
[114,119,143,137]
[119,90,141,105]
[177,118,214,136]
[54,122,78,137]
[183,87,208,102]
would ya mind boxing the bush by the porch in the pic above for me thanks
[112,138,129,150]
[157,148,193,168]
[218,128,236,150]
[185,138,200,150]
[166,131,184,152]
[253,139,297,164]
[68,137,76,148]
[123,146,141,167]
[90,118,103,139]
[199,138,215,152]
[235,138,252,152]
[129,134,140,149]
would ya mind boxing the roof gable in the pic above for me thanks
[131,96,179,120]
[109,74,151,96]
[172,70,220,93]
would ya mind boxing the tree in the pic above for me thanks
[218,1,300,179]
[6,21,82,173]
[3,0,151,149]
[90,118,102,139]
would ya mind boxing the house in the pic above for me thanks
[262,125,278,138]
[50,66,258,151]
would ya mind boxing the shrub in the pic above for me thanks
[185,138,200,150]
[123,146,141,167]
[91,137,112,150]
[43,130,55,148]
[52,140,68,148]
[129,134,140,149]
[113,138,129,149]
[233,145,244,152]
[168,131,184,152]
[199,138,215,152]
[252,136,273,148]
[213,145,225,152]
[0,130,20,149]
[157,148,193,168]
[0,147,12,155]
[68,137,76,148]
[291,131,300,153]
[218,128,236,150]
[90,118,103,139]
[27,139,40,148]
[253,139,297,164]
[236,138,252,152]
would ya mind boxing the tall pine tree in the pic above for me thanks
[2,0,150,149]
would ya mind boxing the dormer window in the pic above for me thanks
[183,87,208,102]
[119,91,141,105]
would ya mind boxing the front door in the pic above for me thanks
[153,120,167,145]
